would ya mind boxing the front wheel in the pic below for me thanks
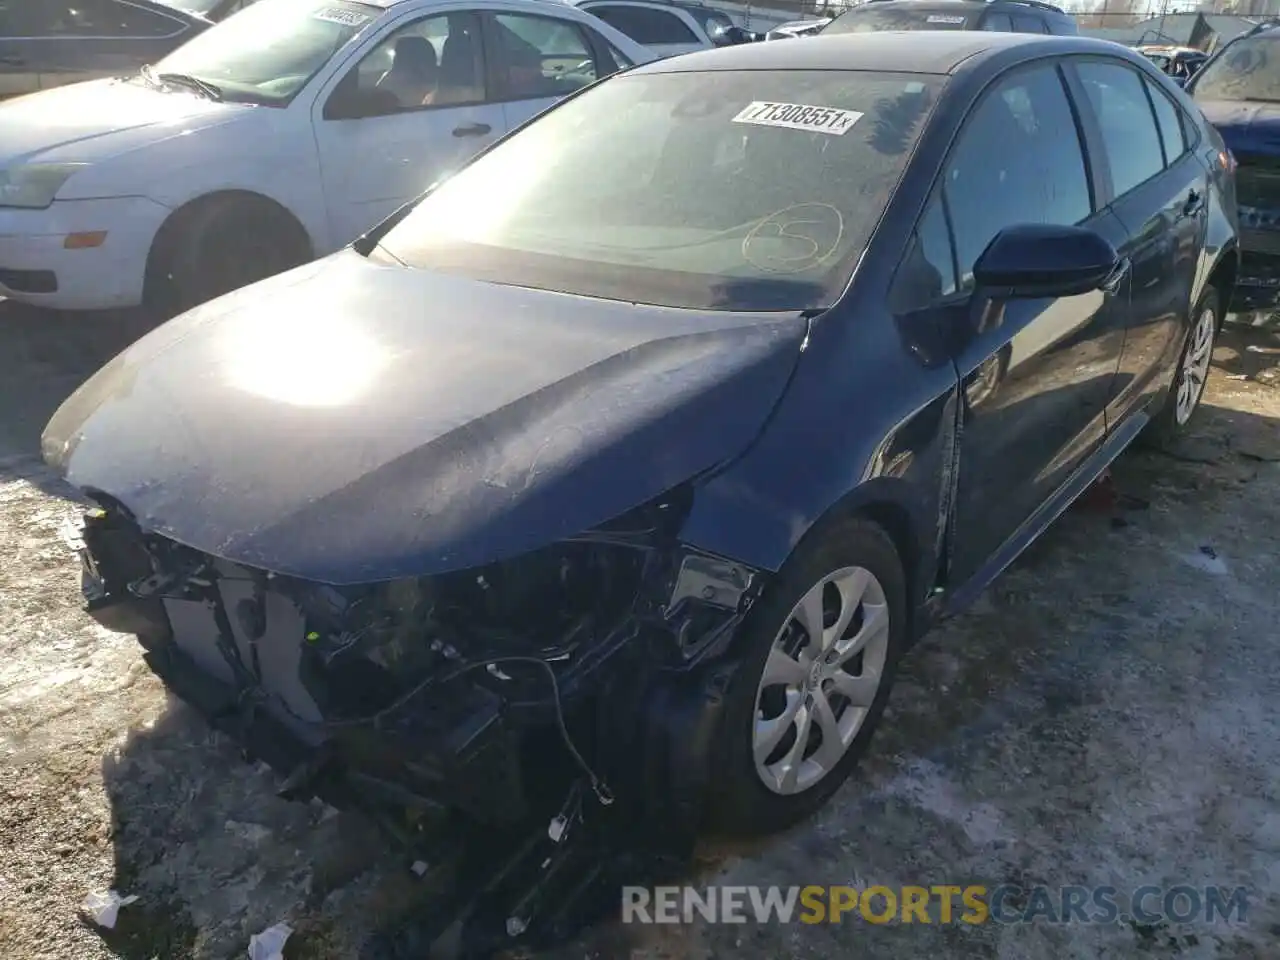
[708,517,906,837]
[146,197,311,318]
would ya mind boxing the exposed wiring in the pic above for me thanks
[273,655,615,807]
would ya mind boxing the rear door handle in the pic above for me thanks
[452,122,491,138]
[1183,189,1205,217]
[0,56,25,67]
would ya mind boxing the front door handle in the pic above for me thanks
[452,122,491,138]
[1182,189,1205,217]
[1101,256,1130,295]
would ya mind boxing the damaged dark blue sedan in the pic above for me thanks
[43,30,1237,942]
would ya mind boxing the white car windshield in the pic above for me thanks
[375,69,942,311]
[148,0,382,105]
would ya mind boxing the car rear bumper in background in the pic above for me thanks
[0,196,170,310]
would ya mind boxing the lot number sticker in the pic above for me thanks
[926,14,967,22]
[313,7,372,26]
[732,102,863,136]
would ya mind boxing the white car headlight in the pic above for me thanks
[0,163,89,209]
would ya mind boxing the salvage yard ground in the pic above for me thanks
[1,302,1278,960]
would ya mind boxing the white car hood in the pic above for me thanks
[0,78,247,166]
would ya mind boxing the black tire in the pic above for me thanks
[1142,288,1219,449]
[707,516,907,837]
[146,196,310,318]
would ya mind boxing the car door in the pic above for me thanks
[933,61,1129,586]
[481,9,606,131]
[1067,58,1207,424]
[578,2,702,57]
[311,9,507,247]
[31,0,195,92]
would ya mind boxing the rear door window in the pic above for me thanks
[489,13,598,100]
[1011,13,1046,33]
[1143,74,1189,166]
[1075,60,1166,197]
[982,13,1013,31]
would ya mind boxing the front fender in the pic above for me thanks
[62,111,330,255]
[677,306,959,616]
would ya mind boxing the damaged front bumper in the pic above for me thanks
[72,497,763,834]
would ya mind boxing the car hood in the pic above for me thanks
[1194,97,1280,156]
[43,252,808,584]
[0,79,244,165]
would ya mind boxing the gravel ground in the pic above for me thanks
[0,303,1277,960]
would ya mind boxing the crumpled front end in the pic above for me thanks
[74,489,764,830]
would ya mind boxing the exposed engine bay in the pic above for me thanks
[74,489,763,955]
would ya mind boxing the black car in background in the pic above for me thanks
[1186,20,1280,312]
[47,32,1236,922]
[0,0,232,100]
[822,0,1077,37]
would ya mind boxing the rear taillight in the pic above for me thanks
[1221,149,1238,174]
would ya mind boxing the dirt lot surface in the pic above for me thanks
[1,302,1278,960]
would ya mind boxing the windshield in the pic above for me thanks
[1192,35,1280,103]
[824,7,978,33]
[375,69,942,311]
[149,0,381,105]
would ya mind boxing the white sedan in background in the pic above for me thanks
[0,0,650,313]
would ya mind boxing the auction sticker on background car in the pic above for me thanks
[732,101,862,134]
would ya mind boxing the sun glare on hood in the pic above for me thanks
[221,312,392,408]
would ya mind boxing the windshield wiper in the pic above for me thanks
[155,70,223,102]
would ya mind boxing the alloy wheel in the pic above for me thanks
[1174,305,1216,425]
[752,566,890,796]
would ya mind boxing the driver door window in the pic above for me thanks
[944,63,1092,288]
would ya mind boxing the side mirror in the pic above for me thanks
[974,224,1124,299]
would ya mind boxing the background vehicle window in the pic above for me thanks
[346,13,484,112]
[943,64,1091,289]
[32,0,182,37]
[1144,76,1187,166]
[891,192,957,313]
[607,42,635,68]
[982,13,1013,31]
[491,13,596,99]
[1192,35,1280,103]
[585,5,697,44]
[827,7,978,32]
[1076,60,1164,196]
[1011,13,1046,33]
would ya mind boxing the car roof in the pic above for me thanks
[630,30,1116,76]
